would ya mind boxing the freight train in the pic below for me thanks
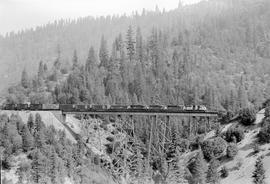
[1,104,208,112]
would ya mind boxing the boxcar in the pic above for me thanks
[149,105,167,110]
[109,105,129,110]
[42,104,60,110]
[3,104,16,110]
[16,104,29,110]
[30,104,43,111]
[59,104,75,112]
[128,105,148,110]
[74,104,88,112]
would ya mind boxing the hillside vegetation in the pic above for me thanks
[2,0,270,116]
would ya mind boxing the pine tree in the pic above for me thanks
[136,27,144,63]
[21,125,34,152]
[72,49,79,70]
[126,25,135,62]
[252,156,265,184]
[27,114,34,135]
[85,46,97,73]
[238,76,248,109]
[37,61,45,87]
[206,159,220,184]
[31,149,46,184]
[21,68,29,88]
[54,44,61,70]
[50,149,59,184]
[99,35,109,69]
[188,150,207,184]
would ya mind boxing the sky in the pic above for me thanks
[0,0,202,35]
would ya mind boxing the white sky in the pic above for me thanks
[0,0,202,35]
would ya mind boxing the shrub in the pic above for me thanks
[201,137,227,161]
[220,166,229,178]
[226,143,238,159]
[222,127,245,143]
[258,119,270,143]
[239,108,256,126]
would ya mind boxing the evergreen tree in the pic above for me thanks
[72,49,79,70]
[99,35,109,69]
[54,44,61,70]
[126,25,135,62]
[21,125,34,152]
[21,68,30,88]
[188,150,207,184]
[34,130,45,149]
[206,159,220,184]
[136,27,144,63]
[50,149,60,184]
[238,76,248,109]
[27,114,34,135]
[31,149,46,184]
[252,156,265,184]
[85,46,97,73]
[37,61,45,87]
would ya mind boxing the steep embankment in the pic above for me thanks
[220,109,270,184]
[0,110,76,143]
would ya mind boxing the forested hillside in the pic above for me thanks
[3,0,270,114]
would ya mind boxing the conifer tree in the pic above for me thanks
[188,150,207,184]
[206,159,220,184]
[252,156,265,184]
[50,149,59,184]
[21,125,34,152]
[99,35,109,69]
[27,114,34,135]
[37,60,45,87]
[31,149,46,184]
[85,46,97,73]
[136,27,144,63]
[72,49,79,70]
[21,68,30,88]
[238,76,248,109]
[126,25,135,62]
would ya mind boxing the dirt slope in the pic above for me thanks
[220,109,270,184]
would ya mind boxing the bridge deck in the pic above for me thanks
[62,110,218,117]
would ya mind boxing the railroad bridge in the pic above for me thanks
[1,104,219,177]
[61,108,218,175]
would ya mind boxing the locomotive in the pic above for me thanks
[1,103,208,112]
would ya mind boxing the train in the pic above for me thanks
[1,103,208,112]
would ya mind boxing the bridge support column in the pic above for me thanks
[192,116,196,136]
[147,115,154,173]
[207,117,210,131]
[62,113,67,123]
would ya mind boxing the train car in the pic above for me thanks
[128,105,148,110]
[74,104,89,112]
[59,104,75,112]
[29,104,43,111]
[184,105,194,111]
[166,105,185,111]
[148,105,167,110]
[16,104,29,110]
[109,105,129,110]
[198,105,207,111]
[3,104,16,110]
[42,104,60,110]
[92,105,109,111]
